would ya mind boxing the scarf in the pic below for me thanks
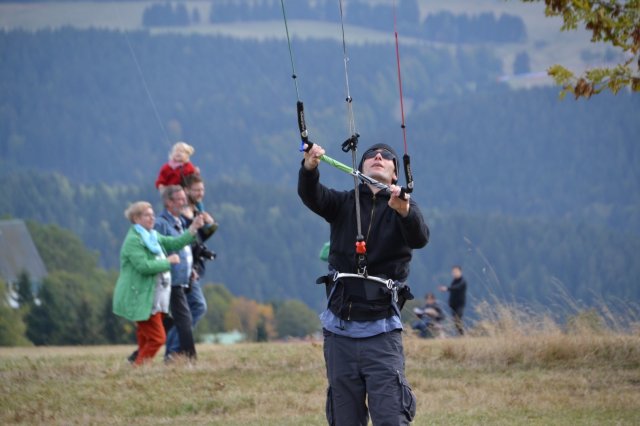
[133,224,162,254]
[167,159,184,169]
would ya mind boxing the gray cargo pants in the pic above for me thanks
[323,329,417,426]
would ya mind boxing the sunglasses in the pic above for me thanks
[363,149,395,161]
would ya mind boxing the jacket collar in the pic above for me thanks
[359,183,390,199]
[160,209,184,227]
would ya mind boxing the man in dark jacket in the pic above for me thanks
[154,185,198,360]
[439,265,467,335]
[298,142,429,425]
[163,174,217,357]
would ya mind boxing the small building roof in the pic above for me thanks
[0,219,48,284]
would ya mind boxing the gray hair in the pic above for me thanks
[161,185,184,206]
[124,201,152,223]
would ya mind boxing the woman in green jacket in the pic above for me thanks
[113,201,204,365]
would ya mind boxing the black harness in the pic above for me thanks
[317,271,414,322]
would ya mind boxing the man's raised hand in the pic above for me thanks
[388,184,410,218]
[303,143,325,171]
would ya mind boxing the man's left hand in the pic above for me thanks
[388,185,410,218]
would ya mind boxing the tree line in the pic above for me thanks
[142,2,199,27]
[0,28,501,187]
[1,171,639,312]
[206,0,527,43]
[0,221,320,347]
[3,193,639,347]
[2,28,637,235]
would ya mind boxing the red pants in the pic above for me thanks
[135,313,166,365]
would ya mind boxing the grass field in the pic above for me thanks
[1,329,639,425]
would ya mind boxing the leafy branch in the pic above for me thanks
[522,0,640,98]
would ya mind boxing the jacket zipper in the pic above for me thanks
[347,302,352,321]
[365,194,377,243]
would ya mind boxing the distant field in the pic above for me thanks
[0,0,605,81]
[1,332,639,425]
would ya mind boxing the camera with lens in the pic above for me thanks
[199,245,217,261]
[193,242,216,262]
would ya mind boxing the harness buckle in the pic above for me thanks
[386,279,399,303]
[355,236,367,275]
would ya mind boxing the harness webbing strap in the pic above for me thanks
[333,272,394,288]
[332,272,403,310]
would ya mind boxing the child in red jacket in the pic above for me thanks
[155,142,200,190]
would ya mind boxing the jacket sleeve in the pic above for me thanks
[154,216,195,252]
[158,230,196,253]
[297,163,345,223]
[183,162,196,175]
[448,279,467,291]
[155,164,170,188]
[183,214,215,243]
[399,200,429,249]
[122,234,171,276]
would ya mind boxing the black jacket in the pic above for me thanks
[447,277,467,309]
[298,165,429,282]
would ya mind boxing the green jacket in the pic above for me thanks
[112,226,195,322]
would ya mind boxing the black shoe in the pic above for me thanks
[127,349,139,364]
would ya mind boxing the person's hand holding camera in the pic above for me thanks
[188,214,206,234]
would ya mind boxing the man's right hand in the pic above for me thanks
[167,254,180,264]
[188,214,206,234]
[303,143,325,171]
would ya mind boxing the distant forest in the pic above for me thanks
[1,29,637,232]
[1,172,639,311]
[1,27,638,311]
[142,0,527,44]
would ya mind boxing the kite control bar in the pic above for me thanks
[297,101,312,152]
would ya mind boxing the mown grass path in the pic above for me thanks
[1,334,639,425]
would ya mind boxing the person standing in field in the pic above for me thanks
[299,142,429,425]
[439,265,467,336]
[154,185,200,361]
[163,174,217,357]
[112,201,204,365]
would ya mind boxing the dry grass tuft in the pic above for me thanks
[412,298,640,370]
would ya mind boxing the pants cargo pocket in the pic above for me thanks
[326,386,335,426]
[398,370,416,422]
